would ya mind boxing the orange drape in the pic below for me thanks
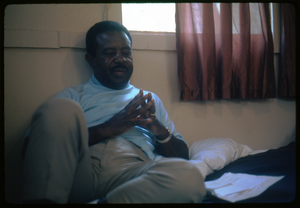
[176,3,276,101]
[278,3,296,99]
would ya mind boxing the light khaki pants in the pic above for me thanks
[22,98,206,203]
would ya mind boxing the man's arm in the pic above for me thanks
[156,136,189,160]
[88,89,154,146]
[89,115,189,159]
[139,93,189,160]
[150,118,189,160]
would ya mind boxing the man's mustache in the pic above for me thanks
[111,65,128,71]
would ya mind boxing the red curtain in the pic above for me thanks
[176,3,276,101]
[278,3,295,99]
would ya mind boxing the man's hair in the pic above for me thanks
[86,21,132,57]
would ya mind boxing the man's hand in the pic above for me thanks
[88,89,154,146]
[139,92,189,160]
[104,89,155,138]
[139,92,169,138]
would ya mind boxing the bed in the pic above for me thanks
[188,138,296,203]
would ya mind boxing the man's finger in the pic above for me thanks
[145,93,155,113]
[149,98,155,113]
[147,92,152,103]
[131,118,153,126]
[129,100,152,118]
[125,93,150,115]
[124,89,143,109]
[141,98,147,108]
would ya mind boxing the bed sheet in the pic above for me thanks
[202,142,296,203]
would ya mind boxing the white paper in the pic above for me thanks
[214,184,249,197]
[249,149,269,155]
[205,172,284,202]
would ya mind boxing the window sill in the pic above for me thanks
[130,31,176,51]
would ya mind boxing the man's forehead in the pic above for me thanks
[96,31,131,45]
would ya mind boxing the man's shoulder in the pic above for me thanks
[54,80,91,100]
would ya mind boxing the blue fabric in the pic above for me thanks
[53,74,186,160]
[203,142,296,203]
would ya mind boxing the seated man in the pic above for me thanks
[22,21,206,204]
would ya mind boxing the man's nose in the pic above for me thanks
[114,52,126,63]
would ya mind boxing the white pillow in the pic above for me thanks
[189,138,253,179]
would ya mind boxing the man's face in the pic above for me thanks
[87,31,133,90]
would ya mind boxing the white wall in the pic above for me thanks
[4,4,295,203]
[4,4,116,203]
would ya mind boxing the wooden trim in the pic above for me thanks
[4,29,176,51]
[4,29,86,49]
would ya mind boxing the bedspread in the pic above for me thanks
[202,141,296,203]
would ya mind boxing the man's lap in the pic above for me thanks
[91,137,195,199]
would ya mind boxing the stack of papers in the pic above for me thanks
[205,172,284,202]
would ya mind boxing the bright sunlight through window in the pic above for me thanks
[122,3,176,32]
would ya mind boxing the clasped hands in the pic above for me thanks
[102,89,169,140]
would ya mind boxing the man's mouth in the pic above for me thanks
[113,71,126,76]
[111,66,128,76]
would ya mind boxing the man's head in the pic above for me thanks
[85,21,133,90]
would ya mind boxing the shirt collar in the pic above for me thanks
[91,73,103,86]
[90,73,131,89]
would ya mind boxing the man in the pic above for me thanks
[22,21,206,203]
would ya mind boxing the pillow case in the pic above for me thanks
[188,138,253,179]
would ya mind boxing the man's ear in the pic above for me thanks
[85,53,95,69]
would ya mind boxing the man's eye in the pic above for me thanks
[104,51,115,55]
[122,51,132,56]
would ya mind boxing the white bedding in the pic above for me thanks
[189,138,259,179]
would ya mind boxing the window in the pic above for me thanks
[122,3,175,32]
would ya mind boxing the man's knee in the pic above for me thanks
[39,98,81,116]
[153,159,206,202]
[28,97,87,148]
[172,160,206,201]
[33,98,84,125]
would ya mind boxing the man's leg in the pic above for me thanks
[106,157,206,203]
[22,98,96,203]
[93,137,206,203]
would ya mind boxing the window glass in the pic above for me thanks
[122,3,175,32]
